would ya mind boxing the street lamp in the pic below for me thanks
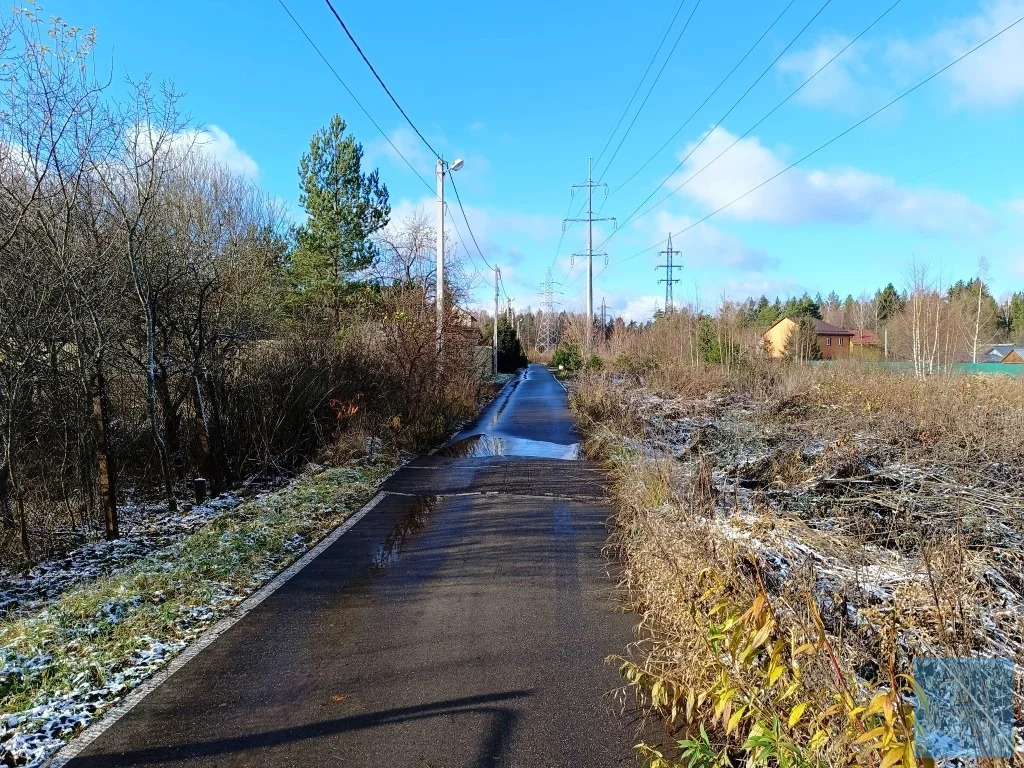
[436,157,463,361]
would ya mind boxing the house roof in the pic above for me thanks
[984,344,1024,362]
[809,318,855,336]
[849,328,880,346]
[762,316,855,337]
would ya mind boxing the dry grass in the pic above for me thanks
[573,362,1024,767]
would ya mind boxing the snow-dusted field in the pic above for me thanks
[0,462,389,767]
[591,379,1024,664]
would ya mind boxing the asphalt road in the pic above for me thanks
[62,364,637,767]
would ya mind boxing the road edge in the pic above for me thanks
[429,370,522,454]
[47,489,391,767]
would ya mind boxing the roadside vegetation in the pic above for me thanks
[0,460,389,766]
[571,318,1023,767]
[0,7,512,765]
[0,8,487,570]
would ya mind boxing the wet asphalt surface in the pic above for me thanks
[64,364,637,767]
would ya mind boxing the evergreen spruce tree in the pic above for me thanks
[288,115,390,322]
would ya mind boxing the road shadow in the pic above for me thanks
[69,689,533,767]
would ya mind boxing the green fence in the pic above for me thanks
[809,360,1024,377]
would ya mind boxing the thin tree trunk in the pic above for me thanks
[19,495,31,563]
[145,309,178,511]
[155,366,184,481]
[129,252,178,514]
[192,371,218,494]
[91,360,119,540]
[0,460,13,530]
[973,280,983,364]
[11,463,30,562]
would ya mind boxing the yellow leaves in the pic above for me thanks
[792,643,817,657]
[855,726,886,745]
[651,679,666,708]
[713,687,737,722]
[779,680,800,701]
[808,729,828,751]
[788,702,808,728]
[740,621,775,664]
[739,592,766,624]
[618,586,924,768]
[880,747,903,768]
[726,705,745,735]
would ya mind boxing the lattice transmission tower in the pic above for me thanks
[537,269,558,353]
[656,233,682,312]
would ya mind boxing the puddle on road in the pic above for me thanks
[439,433,580,460]
[370,496,437,571]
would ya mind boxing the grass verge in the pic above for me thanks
[0,459,392,767]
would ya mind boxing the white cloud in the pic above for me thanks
[672,127,995,236]
[1005,199,1024,216]
[643,211,777,271]
[180,125,259,178]
[618,295,662,322]
[778,35,873,113]
[366,127,433,176]
[714,275,804,300]
[386,195,562,302]
[469,120,486,132]
[887,0,1024,108]
[783,3,1024,113]
[934,0,1024,108]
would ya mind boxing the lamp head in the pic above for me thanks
[449,158,464,172]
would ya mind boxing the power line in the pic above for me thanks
[322,0,441,160]
[276,0,434,194]
[498,270,514,305]
[611,0,797,198]
[448,178,513,305]
[608,11,1024,270]
[444,202,480,273]
[447,174,496,273]
[604,0,835,244]
[617,0,905,234]
[559,0,692,278]
[592,0,690,172]
[596,0,703,181]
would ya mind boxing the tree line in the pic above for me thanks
[0,10,482,567]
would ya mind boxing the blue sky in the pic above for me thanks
[41,0,1024,320]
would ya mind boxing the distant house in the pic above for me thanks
[982,344,1024,364]
[764,317,855,360]
[850,328,880,348]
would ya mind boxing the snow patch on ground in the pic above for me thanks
[605,379,1024,664]
[0,493,244,621]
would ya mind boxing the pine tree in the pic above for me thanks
[496,315,527,372]
[875,283,903,321]
[1009,292,1024,343]
[288,114,390,322]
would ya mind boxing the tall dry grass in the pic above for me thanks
[573,361,1024,767]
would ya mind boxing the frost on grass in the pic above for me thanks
[0,494,244,621]
[0,462,389,767]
